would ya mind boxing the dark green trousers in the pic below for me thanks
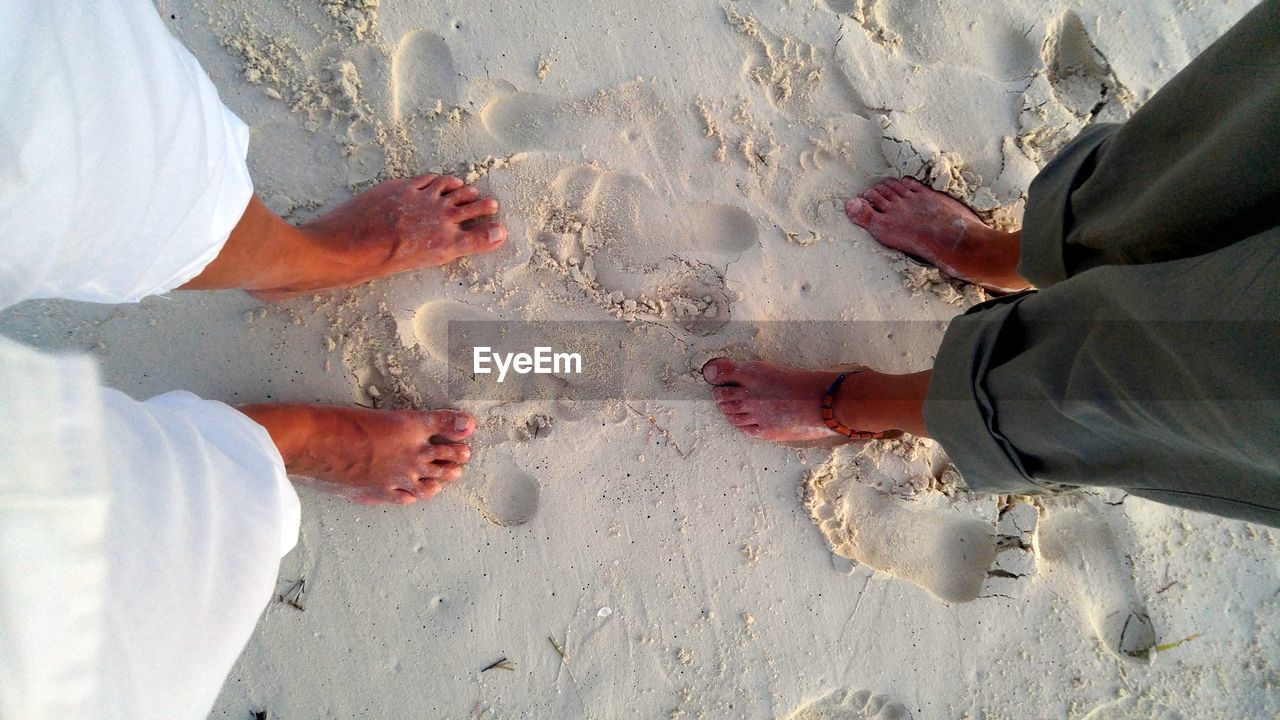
[925,0,1280,526]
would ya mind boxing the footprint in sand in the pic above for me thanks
[479,82,676,156]
[477,81,691,184]
[529,163,755,326]
[545,164,757,261]
[1042,11,1133,120]
[817,0,858,15]
[465,452,540,527]
[831,3,1033,206]
[407,298,491,365]
[390,29,460,123]
[875,1,1039,79]
[804,441,996,604]
[478,91,566,149]
[787,687,911,720]
[1017,11,1135,165]
[1035,504,1156,660]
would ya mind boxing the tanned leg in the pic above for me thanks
[240,404,476,505]
[187,174,502,504]
[181,174,507,300]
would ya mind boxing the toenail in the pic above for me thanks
[487,226,503,244]
[703,363,718,381]
[455,415,471,431]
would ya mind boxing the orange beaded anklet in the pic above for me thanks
[821,372,896,441]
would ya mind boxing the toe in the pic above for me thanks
[884,178,910,197]
[416,478,445,499]
[424,443,471,465]
[425,409,474,441]
[430,176,465,195]
[844,197,876,227]
[419,463,464,482]
[437,465,464,483]
[875,180,900,198]
[450,197,501,223]
[391,488,418,504]
[444,185,480,205]
[701,357,742,386]
[711,385,746,403]
[866,188,893,210]
[451,222,508,258]
[901,176,925,192]
[728,413,757,427]
[411,173,439,190]
[717,399,747,414]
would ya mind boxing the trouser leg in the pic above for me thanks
[926,227,1280,526]
[923,1,1280,526]
[1018,0,1280,287]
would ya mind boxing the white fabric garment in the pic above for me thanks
[0,344,300,719]
[0,1,253,307]
[0,2,301,718]
[0,340,112,719]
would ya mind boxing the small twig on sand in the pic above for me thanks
[548,635,568,660]
[1132,632,1202,660]
[625,403,695,459]
[481,657,516,672]
[278,578,305,612]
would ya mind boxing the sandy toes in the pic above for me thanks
[703,358,846,443]
[240,404,476,505]
[845,177,1031,293]
[252,174,508,301]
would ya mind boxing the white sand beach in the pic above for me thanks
[2,0,1276,717]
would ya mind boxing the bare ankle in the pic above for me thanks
[180,196,314,292]
[834,370,932,437]
[958,227,1030,291]
[237,403,315,470]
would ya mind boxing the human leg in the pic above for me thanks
[844,1,1279,291]
[178,177,507,302]
[1018,0,1280,286]
[0,337,298,718]
[926,227,1280,526]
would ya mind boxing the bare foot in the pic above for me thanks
[183,175,509,300]
[701,358,931,443]
[239,404,475,505]
[844,177,1031,293]
[256,175,507,300]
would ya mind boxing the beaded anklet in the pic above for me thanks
[821,372,896,441]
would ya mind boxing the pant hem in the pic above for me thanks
[925,293,1046,495]
[1019,123,1118,288]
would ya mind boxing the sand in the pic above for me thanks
[2,0,1277,717]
